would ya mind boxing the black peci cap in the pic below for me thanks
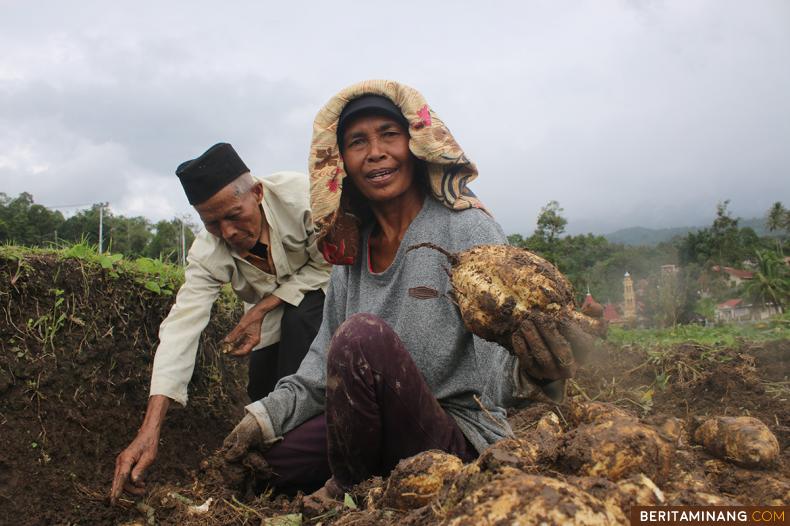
[175,143,250,205]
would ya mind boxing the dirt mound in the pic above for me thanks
[1,250,787,525]
[0,252,247,525]
[130,336,787,525]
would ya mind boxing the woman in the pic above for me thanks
[223,80,580,506]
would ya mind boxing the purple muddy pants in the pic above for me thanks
[263,313,476,494]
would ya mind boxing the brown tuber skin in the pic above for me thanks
[379,450,464,511]
[409,243,605,391]
[567,401,637,426]
[693,416,779,468]
[409,243,605,344]
[439,472,625,526]
[560,416,674,483]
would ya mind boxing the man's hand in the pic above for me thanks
[110,395,169,505]
[223,295,284,357]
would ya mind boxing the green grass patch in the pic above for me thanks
[2,241,184,296]
[2,241,241,307]
[609,313,790,348]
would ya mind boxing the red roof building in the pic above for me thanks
[581,292,604,317]
[603,303,621,323]
[717,299,743,309]
[711,265,754,286]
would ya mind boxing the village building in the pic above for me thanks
[715,299,780,322]
[582,291,629,325]
[711,265,754,288]
[603,303,622,324]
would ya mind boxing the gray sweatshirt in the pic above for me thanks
[246,196,533,453]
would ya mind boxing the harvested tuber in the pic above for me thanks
[693,416,779,468]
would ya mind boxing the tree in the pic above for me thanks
[766,202,789,235]
[677,200,765,268]
[108,216,152,257]
[0,192,65,245]
[766,201,789,255]
[58,203,108,246]
[742,250,789,312]
[535,200,567,244]
[507,233,527,247]
[711,200,741,265]
[145,219,196,264]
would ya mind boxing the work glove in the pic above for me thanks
[221,414,274,492]
[223,413,268,461]
[512,307,605,402]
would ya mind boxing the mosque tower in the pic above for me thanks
[623,272,636,321]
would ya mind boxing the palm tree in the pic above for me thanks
[742,250,789,313]
[766,202,788,255]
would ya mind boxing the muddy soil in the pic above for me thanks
[0,254,247,525]
[1,252,787,525]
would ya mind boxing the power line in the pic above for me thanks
[42,202,104,210]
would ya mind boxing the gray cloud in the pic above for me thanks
[1,0,788,234]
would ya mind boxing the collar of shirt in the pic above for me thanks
[234,202,274,274]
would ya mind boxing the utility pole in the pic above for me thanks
[98,205,104,254]
[180,219,186,266]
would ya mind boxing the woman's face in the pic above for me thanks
[340,114,417,204]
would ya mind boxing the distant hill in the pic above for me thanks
[604,226,697,246]
[604,217,771,246]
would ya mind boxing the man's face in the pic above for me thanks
[195,177,263,252]
[340,114,416,204]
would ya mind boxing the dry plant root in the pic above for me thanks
[477,411,564,472]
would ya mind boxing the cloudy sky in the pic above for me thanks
[1,0,788,235]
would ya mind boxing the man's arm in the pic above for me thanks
[149,249,227,404]
[110,238,230,504]
[110,395,170,504]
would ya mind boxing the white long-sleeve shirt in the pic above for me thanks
[150,171,331,406]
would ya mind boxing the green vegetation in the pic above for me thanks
[1,241,185,296]
[509,199,788,327]
[608,312,790,348]
[0,192,196,263]
[3,189,787,329]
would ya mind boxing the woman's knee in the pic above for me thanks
[327,313,397,364]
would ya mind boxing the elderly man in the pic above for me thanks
[110,143,330,503]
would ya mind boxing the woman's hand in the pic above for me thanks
[511,313,598,382]
[220,414,274,491]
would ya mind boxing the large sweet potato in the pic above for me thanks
[693,416,779,468]
[409,243,605,352]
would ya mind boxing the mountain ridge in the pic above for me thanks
[602,217,770,246]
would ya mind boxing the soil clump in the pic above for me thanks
[0,252,247,525]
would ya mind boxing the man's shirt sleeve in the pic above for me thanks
[149,245,226,406]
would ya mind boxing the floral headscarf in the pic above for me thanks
[309,79,487,265]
